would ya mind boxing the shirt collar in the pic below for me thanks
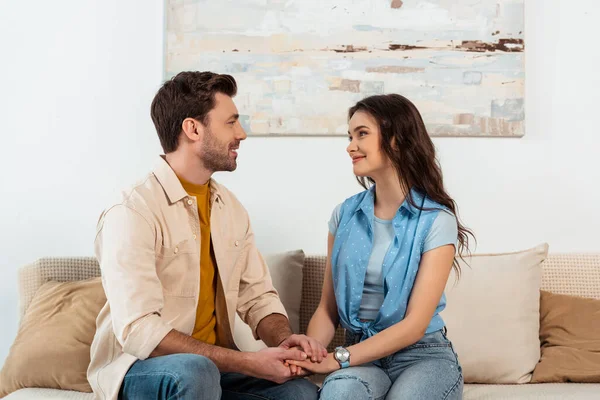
[357,185,376,215]
[357,185,423,218]
[153,155,224,205]
[400,188,425,216]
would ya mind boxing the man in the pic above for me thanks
[88,71,324,400]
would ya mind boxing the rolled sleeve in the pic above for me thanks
[246,297,288,340]
[95,204,173,360]
[122,313,173,360]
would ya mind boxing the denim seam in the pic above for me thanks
[404,343,452,350]
[442,331,463,372]
[442,372,463,400]
[322,375,374,400]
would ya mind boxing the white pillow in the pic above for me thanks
[233,250,305,351]
[440,243,549,384]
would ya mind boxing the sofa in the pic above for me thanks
[3,248,600,399]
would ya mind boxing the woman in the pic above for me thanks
[289,94,474,399]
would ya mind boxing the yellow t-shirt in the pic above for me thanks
[178,176,217,345]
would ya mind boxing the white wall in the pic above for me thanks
[1,0,599,368]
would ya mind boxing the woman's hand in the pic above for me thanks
[287,353,341,375]
[279,334,328,362]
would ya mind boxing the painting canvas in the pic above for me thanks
[165,0,524,137]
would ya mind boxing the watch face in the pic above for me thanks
[335,347,350,363]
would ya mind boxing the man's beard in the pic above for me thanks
[200,127,237,172]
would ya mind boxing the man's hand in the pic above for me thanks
[245,347,308,384]
[279,334,328,376]
[279,334,328,363]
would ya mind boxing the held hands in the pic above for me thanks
[250,347,309,384]
[287,352,340,375]
[278,334,338,376]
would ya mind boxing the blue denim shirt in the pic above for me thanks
[331,186,448,341]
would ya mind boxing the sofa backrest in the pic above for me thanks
[539,254,600,300]
[299,253,600,350]
[18,253,600,349]
[18,257,101,321]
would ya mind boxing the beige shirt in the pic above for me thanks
[87,156,287,400]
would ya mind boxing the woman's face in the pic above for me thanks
[347,110,392,179]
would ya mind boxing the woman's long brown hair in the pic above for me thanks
[349,94,475,276]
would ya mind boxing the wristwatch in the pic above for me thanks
[333,346,351,369]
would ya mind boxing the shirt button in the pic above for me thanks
[187,199,193,206]
[234,240,239,247]
[193,234,197,240]
[174,247,179,254]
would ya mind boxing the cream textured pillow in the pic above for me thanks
[0,278,106,397]
[233,250,305,351]
[440,243,549,384]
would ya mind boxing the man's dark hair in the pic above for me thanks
[151,71,237,153]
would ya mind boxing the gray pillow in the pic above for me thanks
[233,249,305,351]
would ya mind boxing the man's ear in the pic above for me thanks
[181,118,203,143]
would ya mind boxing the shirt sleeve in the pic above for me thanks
[328,203,343,236]
[423,210,458,253]
[95,205,173,360]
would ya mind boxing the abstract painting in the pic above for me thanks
[166,0,524,137]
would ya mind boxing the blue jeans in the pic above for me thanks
[119,353,319,400]
[319,330,463,400]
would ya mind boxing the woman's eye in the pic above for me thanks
[359,131,368,137]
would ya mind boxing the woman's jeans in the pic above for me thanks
[319,329,463,400]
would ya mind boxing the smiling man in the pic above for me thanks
[88,72,322,400]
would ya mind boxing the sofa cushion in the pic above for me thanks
[440,243,548,384]
[464,383,600,399]
[233,249,305,351]
[0,278,105,397]
[3,388,95,399]
[531,290,600,383]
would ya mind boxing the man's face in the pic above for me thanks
[199,93,247,172]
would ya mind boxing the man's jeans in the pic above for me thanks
[319,330,463,400]
[119,353,318,400]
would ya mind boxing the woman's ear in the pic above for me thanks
[390,135,399,151]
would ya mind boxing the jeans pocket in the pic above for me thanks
[394,343,456,368]
[404,330,450,350]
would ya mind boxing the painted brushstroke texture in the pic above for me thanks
[166,0,525,137]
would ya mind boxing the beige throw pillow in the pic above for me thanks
[532,290,600,383]
[233,250,305,351]
[0,278,106,397]
[440,243,549,384]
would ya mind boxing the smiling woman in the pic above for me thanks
[290,93,475,400]
[346,111,389,180]
[346,94,473,270]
